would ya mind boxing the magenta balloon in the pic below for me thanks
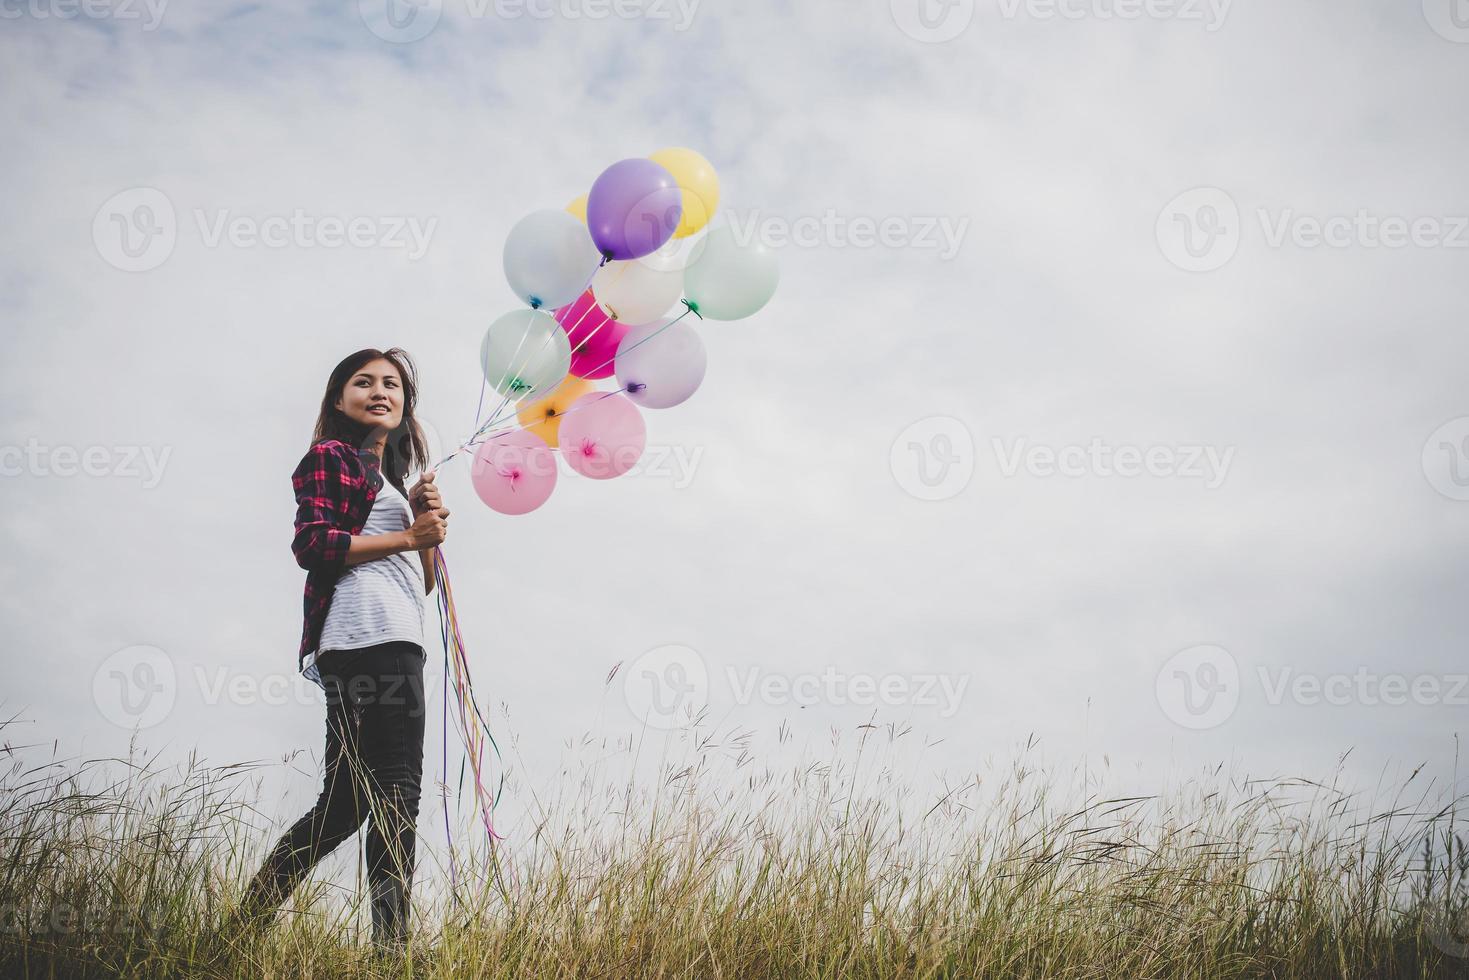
[557,392,646,480]
[585,158,683,261]
[470,428,558,515]
[554,289,631,380]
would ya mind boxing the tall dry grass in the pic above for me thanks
[1,714,1465,978]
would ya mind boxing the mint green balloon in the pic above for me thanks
[682,224,780,321]
[480,309,571,401]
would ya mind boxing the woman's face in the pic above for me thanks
[334,357,404,432]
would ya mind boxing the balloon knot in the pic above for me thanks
[627,382,646,394]
[529,298,542,310]
[683,299,703,319]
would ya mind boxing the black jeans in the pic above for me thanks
[239,640,427,947]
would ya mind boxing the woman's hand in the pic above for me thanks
[408,470,442,516]
[404,506,449,550]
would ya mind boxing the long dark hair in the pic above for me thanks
[310,347,429,494]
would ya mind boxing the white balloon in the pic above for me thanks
[503,209,600,311]
[683,223,780,321]
[592,259,683,324]
[616,318,707,410]
[480,309,572,402]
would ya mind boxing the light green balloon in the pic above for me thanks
[480,309,571,401]
[682,224,780,321]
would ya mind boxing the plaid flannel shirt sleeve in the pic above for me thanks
[291,442,354,571]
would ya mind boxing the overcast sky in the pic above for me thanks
[2,0,1467,883]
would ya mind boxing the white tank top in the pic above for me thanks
[304,480,426,688]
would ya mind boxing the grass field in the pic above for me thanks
[2,716,1466,979]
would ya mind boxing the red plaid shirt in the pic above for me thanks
[291,439,385,673]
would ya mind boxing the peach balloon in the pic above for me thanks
[516,375,596,449]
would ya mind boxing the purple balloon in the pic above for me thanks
[586,158,683,262]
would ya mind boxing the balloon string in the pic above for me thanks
[431,301,699,470]
[432,544,522,904]
[464,255,610,466]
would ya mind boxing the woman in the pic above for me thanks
[228,347,450,953]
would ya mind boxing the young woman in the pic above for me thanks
[228,347,450,953]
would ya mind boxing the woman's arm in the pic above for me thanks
[418,547,436,595]
[343,512,448,568]
[292,443,446,572]
[343,530,415,567]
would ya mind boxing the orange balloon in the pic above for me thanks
[517,375,596,448]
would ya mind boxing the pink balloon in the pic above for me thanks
[558,392,646,480]
[554,289,630,379]
[470,428,558,515]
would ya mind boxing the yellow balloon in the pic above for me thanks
[649,147,719,240]
[517,375,595,448]
[566,194,588,223]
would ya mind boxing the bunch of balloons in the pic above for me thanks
[449,147,780,515]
